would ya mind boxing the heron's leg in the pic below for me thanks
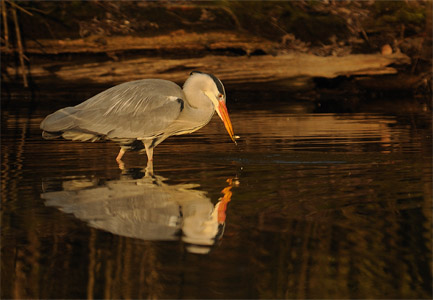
[144,144,154,161]
[116,148,126,170]
[143,142,154,175]
[116,148,126,161]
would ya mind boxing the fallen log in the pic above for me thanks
[22,51,411,90]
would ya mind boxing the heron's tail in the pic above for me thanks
[42,130,63,139]
[40,107,100,142]
[40,107,77,132]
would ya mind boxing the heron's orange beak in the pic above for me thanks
[216,100,237,145]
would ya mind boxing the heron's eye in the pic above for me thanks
[218,93,223,99]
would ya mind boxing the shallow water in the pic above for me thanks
[1,91,432,299]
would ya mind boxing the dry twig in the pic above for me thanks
[11,3,28,87]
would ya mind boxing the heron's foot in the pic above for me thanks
[145,160,154,177]
[116,159,125,170]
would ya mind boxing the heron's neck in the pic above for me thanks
[179,82,215,131]
[183,77,213,109]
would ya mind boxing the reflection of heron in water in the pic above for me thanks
[41,168,235,254]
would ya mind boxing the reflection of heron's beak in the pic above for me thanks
[216,100,237,145]
[217,178,233,223]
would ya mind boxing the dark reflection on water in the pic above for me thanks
[1,92,432,299]
[41,168,235,255]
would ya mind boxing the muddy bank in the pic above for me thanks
[1,1,431,103]
[2,30,420,92]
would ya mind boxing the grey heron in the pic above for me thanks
[40,71,236,165]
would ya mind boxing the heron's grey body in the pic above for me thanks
[40,72,233,164]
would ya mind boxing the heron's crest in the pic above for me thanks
[189,71,225,98]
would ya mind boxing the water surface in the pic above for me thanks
[1,91,432,299]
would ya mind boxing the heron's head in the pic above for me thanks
[186,71,236,144]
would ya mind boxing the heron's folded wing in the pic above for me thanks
[75,96,184,139]
[45,80,186,139]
